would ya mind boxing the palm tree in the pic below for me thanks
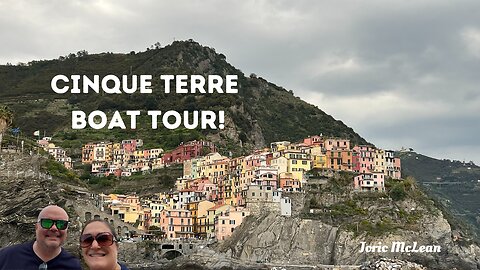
[0,106,13,152]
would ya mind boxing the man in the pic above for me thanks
[0,205,82,270]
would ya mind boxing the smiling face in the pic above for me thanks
[81,221,119,270]
[35,205,69,251]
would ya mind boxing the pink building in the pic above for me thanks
[122,139,142,154]
[244,154,262,170]
[352,145,376,173]
[254,167,278,189]
[163,140,217,165]
[190,177,216,201]
[215,208,250,240]
[354,172,385,191]
[393,157,402,179]
[159,209,194,239]
[384,150,402,179]
[324,138,350,151]
[303,135,324,147]
[352,151,360,172]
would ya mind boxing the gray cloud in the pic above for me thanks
[0,0,479,164]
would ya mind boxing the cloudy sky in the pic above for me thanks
[1,0,479,164]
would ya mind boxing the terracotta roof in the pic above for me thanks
[208,204,229,211]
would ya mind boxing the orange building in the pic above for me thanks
[82,143,95,164]
[279,172,301,192]
[326,149,352,171]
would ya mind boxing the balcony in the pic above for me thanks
[360,181,374,187]
[361,175,373,180]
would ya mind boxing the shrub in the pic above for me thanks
[389,184,407,201]
[309,197,319,208]
[388,184,407,201]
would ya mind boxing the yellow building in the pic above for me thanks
[112,143,125,167]
[374,148,386,174]
[133,149,145,162]
[108,194,144,229]
[270,141,291,152]
[309,145,327,169]
[186,200,215,237]
[210,158,230,184]
[198,153,221,178]
[199,153,229,185]
[149,201,164,226]
[110,203,143,226]
[229,156,245,207]
[175,177,189,191]
[273,150,311,182]
[206,204,232,238]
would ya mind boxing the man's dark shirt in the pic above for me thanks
[0,241,81,270]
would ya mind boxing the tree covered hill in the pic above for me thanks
[0,40,367,154]
[399,151,480,240]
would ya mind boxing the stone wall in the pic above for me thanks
[246,201,280,215]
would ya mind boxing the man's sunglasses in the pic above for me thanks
[38,219,69,230]
[80,232,116,248]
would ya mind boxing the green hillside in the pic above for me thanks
[399,151,480,240]
[0,40,367,156]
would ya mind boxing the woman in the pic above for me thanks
[80,220,129,270]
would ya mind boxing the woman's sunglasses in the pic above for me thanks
[80,232,116,248]
[38,219,69,230]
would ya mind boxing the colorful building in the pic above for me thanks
[216,208,250,240]
[353,172,385,191]
[159,208,194,239]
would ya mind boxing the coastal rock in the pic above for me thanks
[217,209,480,269]
[360,258,426,270]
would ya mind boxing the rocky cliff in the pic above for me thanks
[216,181,480,269]
[0,152,83,253]
[218,211,480,269]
